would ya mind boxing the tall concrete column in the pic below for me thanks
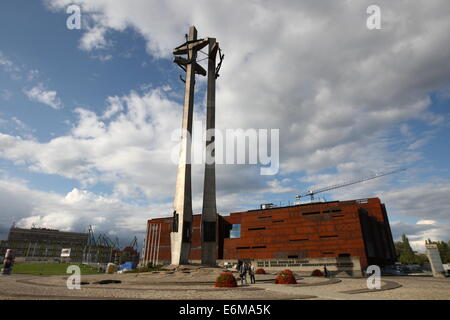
[171,26,208,265]
[201,38,219,266]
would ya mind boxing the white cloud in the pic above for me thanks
[0,117,36,140]
[390,220,450,252]
[47,1,450,177]
[0,89,183,199]
[381,183,450,221]
[90,53,113,61]
[416,220,436,225]
[24,83,62,109]
[0,51,14,70]
[0,176,170,243]
[27,69,39,81]
[79,25,110,51]
[261,178,296,195]
[101,96,124,119]
[11,117,35,139]
[0,51,21,79]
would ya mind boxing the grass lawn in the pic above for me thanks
[9,263,102,275]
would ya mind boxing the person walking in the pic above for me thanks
[249,263,256,284]
[236,260,242,272]
[323,265,329,278]
[239,262,248,285]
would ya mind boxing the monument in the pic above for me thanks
[201,37,223,266]
[171,26,223,266]
[425,243,446,278]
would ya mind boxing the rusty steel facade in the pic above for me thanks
[145,197,396,268]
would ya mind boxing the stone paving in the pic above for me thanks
[0,267,449,300]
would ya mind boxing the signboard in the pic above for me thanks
[61,248,71,258]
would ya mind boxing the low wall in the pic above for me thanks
[157,256,363,277]
[216,256,363,277]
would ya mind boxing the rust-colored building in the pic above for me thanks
[144,198,396,268]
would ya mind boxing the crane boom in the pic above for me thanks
[296,168,406,201]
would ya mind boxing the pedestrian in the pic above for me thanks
[239,262,248,285]
[1,249,15,275]
[249,262,256,284]
[323,265,328,278]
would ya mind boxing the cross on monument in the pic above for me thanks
[171,26,223,266]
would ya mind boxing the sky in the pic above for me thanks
[0,0,449,251]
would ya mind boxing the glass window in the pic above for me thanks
[230,224,241,239]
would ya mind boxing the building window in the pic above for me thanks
[230,224,241,238]
[248,227,266,231]
[324,209,342,213]
[302,211,320,216]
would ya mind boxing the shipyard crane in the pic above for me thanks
[128,236,139,253]
[295,168,406,201]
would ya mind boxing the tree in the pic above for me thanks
[395,234,423,265]
[414,253,429,265]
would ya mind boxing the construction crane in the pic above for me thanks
[295,168,406,201]
[129,236,138,252]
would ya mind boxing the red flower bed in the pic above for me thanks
[311,269,324,277]
[274,269,297,284]
[255,268,266,274]
[215,272,238,287]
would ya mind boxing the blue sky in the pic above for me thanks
[0,0,449,250]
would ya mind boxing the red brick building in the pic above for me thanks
[144,197,396,268]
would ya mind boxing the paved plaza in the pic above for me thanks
[0,266,448,300]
